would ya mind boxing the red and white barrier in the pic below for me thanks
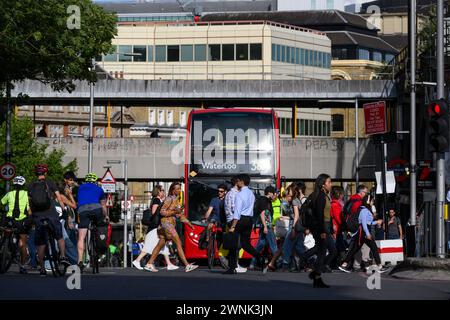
[376,239,404,266]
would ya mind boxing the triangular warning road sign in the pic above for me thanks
[101,169,116,184]
[106,194,114,207]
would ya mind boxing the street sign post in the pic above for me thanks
[363,101,387,135]
[0,163,16,181]
[101,168,116,193]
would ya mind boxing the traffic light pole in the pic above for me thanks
[409,0,417,230]
[436,0,446,258]
[4,82,12,192]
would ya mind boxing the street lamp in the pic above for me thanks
[107,159,129,268]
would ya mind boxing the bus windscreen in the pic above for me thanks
[189,112,276,177]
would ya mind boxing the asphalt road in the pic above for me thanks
[1,266,449,300]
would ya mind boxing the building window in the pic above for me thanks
[208,44,221,61]
[236,44,248,60]
[95,127,105,138]
[179,111,187,127]
[311,0,317,10]
[194,44,206,61]
[118,45,133,62]
[271,44,276,61]
[167,111,174,126]
[158,110,165,126]
[295,48,300,64]
[104,45,117,62]
[332,114,344,132]
[68,126,79,135]
[250,43,262,60]
[222,44,234,61]
[290,47,295,64]
[148,45,153,62]
[68,106,79,113]
[286,46,291,63]
[95,106,105,113]
[133,45,147,62]
[181,45,193,62]
[384,53,395,64]
[373,51,382,62]
[82,106,90,113]
[276,45,281,62]
[49,106,63,112]
[82,127,89,137]
[149,109,156,125]
[155,45,166,62]
[49,125,63,137]
[358,48,370,60]
[35,106,45,111]
[281,46,286,63]
[167,45,180,62]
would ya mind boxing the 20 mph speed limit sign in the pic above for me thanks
[0,163,16,181]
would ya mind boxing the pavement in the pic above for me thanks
[1,265,449,300]
[390,258,450,281]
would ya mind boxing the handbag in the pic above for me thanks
[275,219,290,238]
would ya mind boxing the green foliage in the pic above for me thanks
[0,117,77,194]
[0,0,117,93]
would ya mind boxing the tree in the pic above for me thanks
[0,0,117,93]
[0,117,77,194]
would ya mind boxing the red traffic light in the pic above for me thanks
[428,99,448,117]
[434,104,441,114]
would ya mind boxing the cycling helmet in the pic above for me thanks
[13,176,26,186]
[85,172,98,183]
[34,164,49,175]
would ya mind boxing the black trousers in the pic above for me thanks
[229,216,261,270]
[343,230,381,266]
[310,232,337,275]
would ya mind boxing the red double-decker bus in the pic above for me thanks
[183,108,280,260]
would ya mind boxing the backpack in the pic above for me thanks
[141,209,152,226]
[299,195,315,230]
[346,206,363,234]
[143,199,164,230]
[12,190,21,220]
[341,198,360,232]
[30,181,52,211]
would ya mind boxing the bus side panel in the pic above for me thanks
[184,224,208,259]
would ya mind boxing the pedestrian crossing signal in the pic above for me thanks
[428,99,449,153]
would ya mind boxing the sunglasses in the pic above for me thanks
[218,190,225,193]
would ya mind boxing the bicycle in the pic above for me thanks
[206,222,222,270]
[0,218,19,274]
[40,218,67,277]
[86,213,100,274]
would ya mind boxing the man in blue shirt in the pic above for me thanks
[76,172,109,272]
[224,174,265,274]
[204,184,227,225]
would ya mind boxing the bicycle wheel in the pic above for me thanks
[46,240,58,277]
[0,236,12,274]
[207,233,216,270]
[89,230,99,274]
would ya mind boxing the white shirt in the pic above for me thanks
[224,187,239,222]
[447,190,450,203]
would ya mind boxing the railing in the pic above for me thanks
[117,20,326,36]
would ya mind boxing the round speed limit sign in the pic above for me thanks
[0,163,16,181]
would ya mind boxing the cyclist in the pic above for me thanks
[76,172,109,272]
[1,176,32,274]
[28,164,70,276]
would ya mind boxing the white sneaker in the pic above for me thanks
[185,263,199,273]
[167,264,180,271]
[144,264,158,272]
[132,260,143,270]
[236,265,247,273]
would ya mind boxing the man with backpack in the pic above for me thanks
[28,164,70,276]
[1,176,32,274]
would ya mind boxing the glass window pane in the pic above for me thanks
[290,47,295,64]
[300,49,305,65]
[326,122,331,136]
[181,45,193,61]
[194,44,206,61]
[318,51,322,68]
[314,51,318,67]
[222,44,234,61]
[300,119,305,135]
[155,45,166,62]
[277,45,281,62]
[118,45,132,62]
[167,45,179,62]
[358,48,370,60]
[148,45,153,62]
[272,43,276,61]
[281,46,286,62]
[208,44,221,61]
[250,43,262,60]
[104,45,117,62]
[133,45,146,62]
[236,44,248,60]
[295,48,299,64]
[286,46,291,63]
[305,119,309,135]
[314,121,318,136]
[373,51,382,62]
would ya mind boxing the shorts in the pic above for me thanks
[1,218,31,235]
[78,208,103,229]
[33,215,63,246]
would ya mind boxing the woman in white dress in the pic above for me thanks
[132,186,179,271]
